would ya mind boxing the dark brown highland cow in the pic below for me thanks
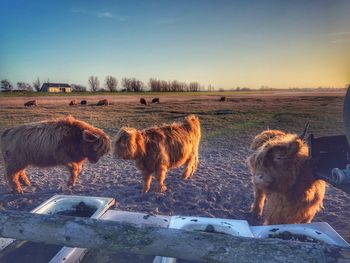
[140,98,147,105]
[24,100,38,107]
[247,131,326,225]
[1,116,111,193]
[96,99,109,106]
[113,115,201,193]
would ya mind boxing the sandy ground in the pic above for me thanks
[0,92,349,245]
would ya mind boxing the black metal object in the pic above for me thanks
[308,134,350,191]
[309,85,350,194]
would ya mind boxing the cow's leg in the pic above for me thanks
[66,162,82,188]
[5,165,25,194]
[18,169,31,186]
[182,152,198,179]
[251,187,266,219]
[155,166,168,193]
[142,172,153,193]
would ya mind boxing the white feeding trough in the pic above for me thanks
[0,195,115,263]
[155,216,254,263]
[251,222,350,248]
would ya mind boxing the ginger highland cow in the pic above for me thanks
[1,116,111,193]
[113,115,201,193]
[69,99,78,106]
[247,131,326,225]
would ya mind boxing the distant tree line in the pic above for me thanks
[3,76,346,93]
[0,76,205,92]
[149,78,201,92]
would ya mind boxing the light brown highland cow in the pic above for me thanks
[247,131,326,225]
[113,115,201,193]
[1,116,111,193]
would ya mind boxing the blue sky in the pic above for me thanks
[0,0,349,89]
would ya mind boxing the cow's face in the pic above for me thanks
[82,130,111,163]
[248,134,304,192]
[113,128,139,160]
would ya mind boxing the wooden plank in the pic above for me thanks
[0,210,349,263]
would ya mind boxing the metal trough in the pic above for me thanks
[251,222,349,248]
[0,195,115,263]
[156,215,254,263]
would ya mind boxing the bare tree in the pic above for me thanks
[122,78,144,92]
[88,76,100,92]
[1,79,13,92]
[33,77,41,92]
[189,82,200,92]
[17,82,33,92]
[149,78,201,92]
[105,76,118,92]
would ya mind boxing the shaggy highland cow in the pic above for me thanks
[69,99,78,106]
[247,131,326,225]
[1,116,111,193]
[113,115,201,193]
[140,98,147,105]
[24,100,38,107]
[97,99,109,106]
[152,98,160,103]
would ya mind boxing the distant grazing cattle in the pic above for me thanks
[0,116,111,193]
[219,96,227,102]
[113,115,201,193]
[69,99,78,106]
[140,98,147,105]
[97,99,109,106]
[24,100,38,107]
[152,98,160,103]
[247,130,326,225]
[80,100,87,105]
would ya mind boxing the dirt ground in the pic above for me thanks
[0,91,349,244]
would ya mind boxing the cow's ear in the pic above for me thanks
[83,130,99,142]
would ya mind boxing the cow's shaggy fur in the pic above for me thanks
[24,100,38,107]
[247,131,326,225]
[113,115,201,193]
[1,116,111,193]
[250,129,286,150]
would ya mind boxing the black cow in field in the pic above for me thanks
[219,96,227,102]
[24,100,38,107]
[80,100,87,105]
[140,98,147,105]
[152,98,160,103]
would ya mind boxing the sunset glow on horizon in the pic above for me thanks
[0,0,349,90]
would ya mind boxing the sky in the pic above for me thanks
[0,0,349,90]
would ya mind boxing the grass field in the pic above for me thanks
[0,92,345,138]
